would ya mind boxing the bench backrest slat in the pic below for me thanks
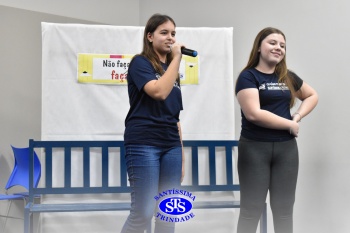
[120,146,128,187]
[101,146,108,187]
[209,145,216,185]
[83,146,90,188]
[45,147,53,188]
[226,146,233,185]
[64,147,71,188]
[191,146,199,186]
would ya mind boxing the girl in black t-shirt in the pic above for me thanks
[121,14,186,233]
[235,27,318,233]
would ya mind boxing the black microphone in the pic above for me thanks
[181,47,198,57]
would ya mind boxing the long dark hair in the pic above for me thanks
[142,14,175,73]
[131,13,180,86]
[242,27,298,107]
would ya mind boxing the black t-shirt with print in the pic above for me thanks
[124,55,183,147]
[235,68,303,142]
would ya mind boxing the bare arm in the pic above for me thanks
[236,88,299,136]
[143,43,183,100]
[291,82,318,122]
[177,121,185,183]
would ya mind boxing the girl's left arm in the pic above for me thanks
[178,121,185,183]
[292,81,319,122]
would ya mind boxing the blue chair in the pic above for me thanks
[0,146,41,232]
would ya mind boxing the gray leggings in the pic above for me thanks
[237,137,299,233]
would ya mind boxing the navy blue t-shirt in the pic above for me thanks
[124,55,183,147]
[235,68,303,142]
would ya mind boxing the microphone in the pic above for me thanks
[181,47,198,57]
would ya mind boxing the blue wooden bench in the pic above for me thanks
[24,139,267,233]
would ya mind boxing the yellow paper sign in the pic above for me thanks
[77,53,199,85]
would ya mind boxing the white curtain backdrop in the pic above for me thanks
[41,22,235,233]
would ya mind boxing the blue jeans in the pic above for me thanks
[121,145,182,233]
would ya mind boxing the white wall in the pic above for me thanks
[0,0,349,232]
[0,0,140,25]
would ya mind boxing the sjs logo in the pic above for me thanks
[159,197,192,215]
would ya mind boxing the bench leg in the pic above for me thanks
[24,209,29,233]
[259,203,267,233]
[24,209,34,233]
[145,219,152,233]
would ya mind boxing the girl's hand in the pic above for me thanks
[292,113,302,122]
[170,43,183,57]
[289,120,299,137]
